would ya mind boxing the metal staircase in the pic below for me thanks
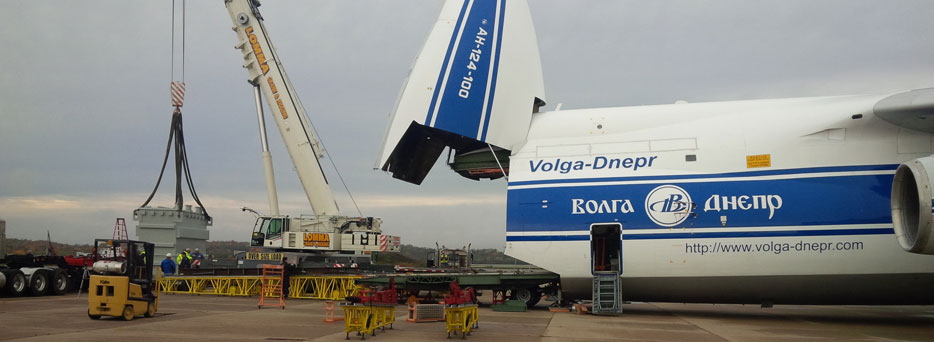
[592,271,622,315]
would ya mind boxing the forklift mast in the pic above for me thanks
[92,239,155,283]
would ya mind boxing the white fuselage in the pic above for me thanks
[504,94,934,303]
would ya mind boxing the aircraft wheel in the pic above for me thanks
[122,305,135,321]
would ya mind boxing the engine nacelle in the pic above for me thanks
[891,156,934,254]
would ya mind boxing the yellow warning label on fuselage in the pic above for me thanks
[303,233,330,248]
[746,154,771,168]
[244,252,283,261]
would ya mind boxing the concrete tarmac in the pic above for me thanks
[1,294,933,341]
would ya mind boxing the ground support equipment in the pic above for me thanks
[592,271,621,315]
[159,276,262,296]
[324,301,344,323]
[407,302,445,323]
[290,275,361,300]
[157,274,361,300]
[341,304,395,340]
[444,304,479,339]
[258,265,284,309]
[357,271,560,308]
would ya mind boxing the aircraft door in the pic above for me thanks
[591,223,622,275]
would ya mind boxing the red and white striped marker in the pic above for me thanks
[171,81,186,107]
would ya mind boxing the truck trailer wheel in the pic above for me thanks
[27,270,50,296]
[2,270,27,297]
[511,287,542,307]
[50,269,69,295]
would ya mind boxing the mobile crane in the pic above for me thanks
[224,0,399,257]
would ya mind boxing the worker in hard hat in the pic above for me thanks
[191,248,204,269]
[161,253,177,276]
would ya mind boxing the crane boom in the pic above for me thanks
[224,0,400,257]
[225,0,338,216]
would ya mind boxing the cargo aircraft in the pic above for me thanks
[377,0,934,304]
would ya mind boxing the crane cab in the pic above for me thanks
[251,216,289,247]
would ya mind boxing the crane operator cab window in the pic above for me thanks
[251,217,289,246]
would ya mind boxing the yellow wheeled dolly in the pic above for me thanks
[341,304,395,340]
[370,305,395,331]
[445,304,479,339]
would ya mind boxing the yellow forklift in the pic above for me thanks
[87,239,159,320]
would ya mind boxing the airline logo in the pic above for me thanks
[562,185,787,227]
[704,194,784,219]
[572,199,635,214]
[645,185,693,227]
[530,156,657,174]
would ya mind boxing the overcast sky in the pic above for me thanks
[1,0,933,249]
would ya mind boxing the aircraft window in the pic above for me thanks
[686,154,697,162]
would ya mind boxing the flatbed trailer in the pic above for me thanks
[357,271,561,307]
[163,264,562,307]
[1,254,90,297]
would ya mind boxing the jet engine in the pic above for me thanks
[891,156,934,254]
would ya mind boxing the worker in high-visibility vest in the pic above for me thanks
[440,253,448,267]
[176,249,192,269]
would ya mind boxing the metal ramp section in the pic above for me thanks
[157,274,362,299]
[592,271,622,315]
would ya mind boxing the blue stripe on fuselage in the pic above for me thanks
[508,164,898,187]
[506,165,897,237]
[506,228,895,241]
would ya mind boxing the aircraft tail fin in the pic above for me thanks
[376,0,545,184]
